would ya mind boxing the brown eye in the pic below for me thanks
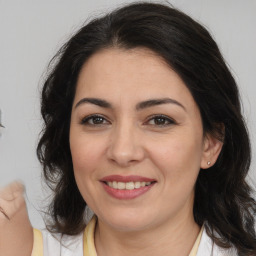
[91,116,105,124]
[81,115,110,125]
[147,115,175,126]
[154,117,168,125]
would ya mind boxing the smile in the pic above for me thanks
[101,175,156,200]
[106,181,153,190]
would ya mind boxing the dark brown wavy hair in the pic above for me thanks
[37,2,256,255]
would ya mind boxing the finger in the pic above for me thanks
[0,181,26,220]
[0,181,25,200]
[0,206,10,220]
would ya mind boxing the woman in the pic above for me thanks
[0,2,255,256]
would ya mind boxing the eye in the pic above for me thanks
[146,115,175,126]
[81,114,110,126]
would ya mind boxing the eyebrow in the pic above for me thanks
[136,98,186,111]
[74,97,186,111]
[75,98,111,109]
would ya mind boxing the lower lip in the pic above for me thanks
[102,182,155,200]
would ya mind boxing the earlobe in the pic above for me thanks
[200,133,223,169]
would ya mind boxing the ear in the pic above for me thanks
[200,133,223,169]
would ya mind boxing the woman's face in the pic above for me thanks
[70,48,216,232]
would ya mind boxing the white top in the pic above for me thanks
[197,229,237,256]
[42,230,84,256]
[32,217,238,256]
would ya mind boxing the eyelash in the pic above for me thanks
[145,114,176,127]
[81,114,109,126]
[80,114,176,127]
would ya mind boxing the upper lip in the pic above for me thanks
[101,175,156,183]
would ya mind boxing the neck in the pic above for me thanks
[95,207,200,256]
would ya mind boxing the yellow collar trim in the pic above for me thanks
[83,215,98,256]
[83,216,203,256]
[189,225,204,256]
[31,228,44,256]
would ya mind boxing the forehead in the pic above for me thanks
[74,47,196,110]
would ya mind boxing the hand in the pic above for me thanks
[0,181,33,256]
[0,181,25,221]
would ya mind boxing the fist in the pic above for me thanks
[0,181,33,256]
[0,181,26,221]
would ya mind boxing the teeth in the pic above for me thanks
[134,181,140,189]
[113,181,118,189]
[117,182,126,189]
[106,181,153,190]
[126,182,134,190]
[107,181,113,187]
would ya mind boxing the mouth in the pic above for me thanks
[104,181,155,190]
[100,175,156,200]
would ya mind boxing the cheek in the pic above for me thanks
[70,133,105,176]
[149,132,203,183]
[71,145,96,173]
[69,134,107,204]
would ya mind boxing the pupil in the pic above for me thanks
[155,118,165,125]
[94,117,103,124]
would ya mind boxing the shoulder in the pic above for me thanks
[196,228,238,256]
[32,216,97,256]
[34,228,84,256]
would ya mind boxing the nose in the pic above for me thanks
[106,123,145,167]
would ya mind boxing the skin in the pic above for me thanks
[70,47,223,256]
[0,182,33,256]
[0,47,222,256]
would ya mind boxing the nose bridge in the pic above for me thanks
[107,118,144,166]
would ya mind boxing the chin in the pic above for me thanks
[98,209,156,232]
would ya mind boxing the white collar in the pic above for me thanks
[196,227,237,256]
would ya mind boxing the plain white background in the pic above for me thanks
[0,0,255,229]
